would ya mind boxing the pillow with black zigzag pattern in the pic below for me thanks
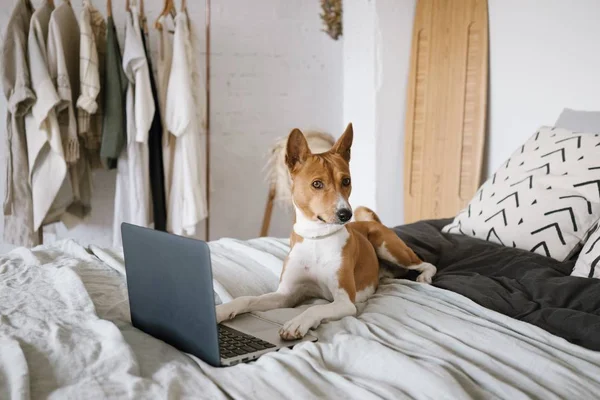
[442,126,600,261]
[572,224,600,278]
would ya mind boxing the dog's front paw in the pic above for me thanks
[416,272,433,284]
[279,315,314,340]
[216,303,238,324]
[416,262,437,284]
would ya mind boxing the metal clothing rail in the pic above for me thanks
[204,0,211,241]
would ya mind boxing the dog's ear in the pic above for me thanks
[331,123,353,162]
[286,128,311,170]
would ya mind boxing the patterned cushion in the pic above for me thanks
[443,126,600,261]
[572,224,600,278]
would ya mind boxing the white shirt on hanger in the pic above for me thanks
[47,1,92,227]
[113,7,155,247]
[157,15,174,208]
[25,0,70,231]
[165,11,208,236]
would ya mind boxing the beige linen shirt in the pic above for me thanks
[77,0,106,168]
[48,2,92,223]
[2,0,38,246]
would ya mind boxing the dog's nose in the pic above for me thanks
[336,208,352,223]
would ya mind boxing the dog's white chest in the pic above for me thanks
[281,228,350,300]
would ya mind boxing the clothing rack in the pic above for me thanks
[37,0,213,245]
[204,0,211,240]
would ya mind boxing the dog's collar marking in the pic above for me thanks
[293,220,346,239]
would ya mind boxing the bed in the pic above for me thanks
[2,220,600,400]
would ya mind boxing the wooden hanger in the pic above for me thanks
[48,0,54,7]
[140,0,149,33]
[106,0,112,16]
[180,0,186,12]
[125,0,130,12]
[155,0,175,31]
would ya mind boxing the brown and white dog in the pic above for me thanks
[216,123,437,340]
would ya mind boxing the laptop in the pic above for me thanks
[121,223,317,367]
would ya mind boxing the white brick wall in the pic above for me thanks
[209,0,343,240]
[0,0,342,251]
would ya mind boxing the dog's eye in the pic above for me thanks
[342,177,351,187]
[312,180,324,189]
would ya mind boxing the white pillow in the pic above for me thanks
[443,126,600,261]
[572,224,600,278]
[555,108,600,134]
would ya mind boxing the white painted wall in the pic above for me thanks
[372,0,415,227]
[343,0,415,226]
[486,0,600,172]
[343,0,377,212]
[344,0,600,226]
[0,0,342,252]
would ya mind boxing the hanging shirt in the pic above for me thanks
[100,16,127,169]
[156,15,175,212]
[141,25,167,232]
[165,11,208,236]
[113,8,155,246]
[25,0,71,231]
[77,0,106,169]
[1,0,38,247]
[47,1,92,226]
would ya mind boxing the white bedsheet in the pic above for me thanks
[1,238,599,399]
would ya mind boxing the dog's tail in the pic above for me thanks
[354,206,381,223]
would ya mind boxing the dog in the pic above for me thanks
[216,123,437,340]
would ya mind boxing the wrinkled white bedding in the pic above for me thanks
[1,238,600,400]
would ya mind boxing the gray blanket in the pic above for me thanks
[395,219,600,351]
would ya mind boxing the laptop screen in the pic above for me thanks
[121,223,221,366]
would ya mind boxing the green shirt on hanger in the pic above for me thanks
[100,16,127,169]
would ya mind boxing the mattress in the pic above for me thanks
[1,232,599,399]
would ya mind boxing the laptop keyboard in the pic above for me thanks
[218,325,276,359]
